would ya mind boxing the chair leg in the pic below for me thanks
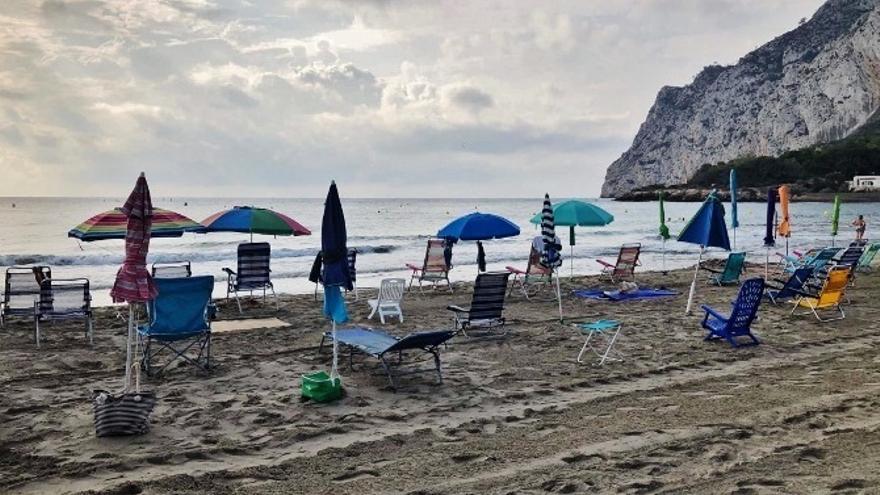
[271,286,279,310]
[87,316,94,345]
[379,309,386,325]
[379,356,397,391]
[431,349,443,384]
[233,291,242,314]
[398,304,404,323]
[34,315,40,348]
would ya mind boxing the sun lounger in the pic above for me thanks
[764,267,813,304]
[790,266,849,322]
[701,278,764,347]
[702,252,746,286]
[2,266,51,328]
[138,276,215,375]
[34,278,93,347]
[319,327,456,390]
[596,243,641,282]
[406,238,452,292]
[447,272,510,337]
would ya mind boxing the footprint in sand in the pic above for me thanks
[332,469,379,483]
[830,479,868,491]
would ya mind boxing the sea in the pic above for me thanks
[1,197,878,306]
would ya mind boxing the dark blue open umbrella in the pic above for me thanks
[678,192,730,314]
[320,181,349,380]
[438,212,520,241]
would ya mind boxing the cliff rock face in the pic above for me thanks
[601,0,880,197]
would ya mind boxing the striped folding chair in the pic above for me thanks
[447,271,511,337]
[152,261,192,279]
[34,278,93,347]
[406,238,453,293]
[223,242,276,313]
[2,266,51,328]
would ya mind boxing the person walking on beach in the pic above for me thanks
[852,215,867,240]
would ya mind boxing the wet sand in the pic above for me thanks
[2,263,880,494]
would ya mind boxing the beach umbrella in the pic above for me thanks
[201,206,311,242]
[529,199,614,276]
[320,181,351,385]
[539,194,564,321]
[831,193,841,246]
[763,187,777,278]
[438,212,520,271]
[730,169,739,250]
[110,173,159,394]
[678,191,730,315]
[69,207,202,241]
[777,185,792,256]
[659,192,671,272]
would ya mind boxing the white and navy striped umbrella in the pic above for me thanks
[540,194,562,269]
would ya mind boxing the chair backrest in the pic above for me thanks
[859,243,880,268]
[467,272,510,321]
[526,245,552,278]
[784,267,813,293]
[146,276,214,335]
[809,248,841,269]
[816,266,850,307]
[4,266,51,314]
[835,246,864,268]
[727,278,765,333]
[377,278,405,304]
[614,243,641,277]
[347,249,357,282]
[719,252,747,282]
[152,261,192,279]
[423,239,449,273]
[38,278,90,316]
[236,242,271,288]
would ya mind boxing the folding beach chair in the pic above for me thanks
[596,243,641,282]
[34,278,93,347]
[573,319,623,365]
[1,266,51,328]
[790,266,849,322]
[223,242,276,313]
[406,238,452,292]
[138,276,215,376]
[319,327,456,390]
[506,241,553,299]
[777,249,814,273]
[151,261,192,279]
[314,249,358,300]
[703,252,746,286]
[764,267,813,304]
[368,278,406,324]
[447,272,510,337]
[701,278,764,347]
[856,243,880,273]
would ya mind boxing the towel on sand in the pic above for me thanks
[573,288,678,302]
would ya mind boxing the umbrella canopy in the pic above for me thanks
[763,187,777,247]
[540,194,563,269]
[201,206,311,239]
[438,212,520,241]
[777,185,791,238]
[677,192,731,251]
[320,181,349,384]
[529,199,613,246]
[69,207,202,241]
[110,174,158,304]
[658,192,670,240]
[831,193,841,238]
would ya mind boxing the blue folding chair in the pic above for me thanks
[765,267,813,304]
[701,278,764,347]
[138,276,215,376]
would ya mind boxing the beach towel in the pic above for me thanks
[573,288,678,301]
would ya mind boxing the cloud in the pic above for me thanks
[443,84,494,113]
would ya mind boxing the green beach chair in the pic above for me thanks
[857,243,879,273]
[704,252,746,286]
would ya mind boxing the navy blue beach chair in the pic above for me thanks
[765,267,813,304]
[701,278,764,348]
[319,327,456,390]
[138,276,215,376]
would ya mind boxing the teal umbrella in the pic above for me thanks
[529,199,614,276]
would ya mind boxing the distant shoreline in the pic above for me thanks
[614,188,880,203]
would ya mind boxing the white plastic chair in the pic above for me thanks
[368,278,405,324]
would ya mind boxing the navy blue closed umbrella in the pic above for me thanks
[763,187,777,278]
[320,181,349,380]
[678,192,731,314]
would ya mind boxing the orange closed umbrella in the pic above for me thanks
[777,185,791,255]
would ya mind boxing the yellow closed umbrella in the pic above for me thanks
[777,185,792,255]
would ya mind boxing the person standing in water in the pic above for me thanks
[852,215,867,240]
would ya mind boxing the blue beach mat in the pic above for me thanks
[573,288,679,302]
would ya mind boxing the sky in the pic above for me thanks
[0,0,827,198]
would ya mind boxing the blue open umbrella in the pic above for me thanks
[438,212,520,272]
[678,191,730,314]
[321,181,350,382]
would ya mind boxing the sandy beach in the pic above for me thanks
[2,264,880,494]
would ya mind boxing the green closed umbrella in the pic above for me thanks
[530,199,614,276]
[831,194,841,246]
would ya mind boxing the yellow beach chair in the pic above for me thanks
[790,266,850,322]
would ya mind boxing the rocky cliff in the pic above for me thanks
[601,0,880,197]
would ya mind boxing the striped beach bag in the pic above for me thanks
[92,390,156,437]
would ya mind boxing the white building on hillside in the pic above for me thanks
[849,175,880,191]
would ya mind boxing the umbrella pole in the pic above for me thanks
[765,247,770,280]
[733,228,737,251]
[570,245,574,278]
[685,248,703,315]
[330,319,338,380]
[662,238,667,273]
[123,304,134,393]
[555,273,563,322]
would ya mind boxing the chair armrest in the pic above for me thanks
[222,267,236,275]
[446,305,468,313]
[789,287,817,298]
[701,304,727,321]
[595,259,613,268]
[506,266,525,275]
[701,266,723,274]
[405,263,421,272]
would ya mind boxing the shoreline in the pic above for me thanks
[612,188,880,203]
